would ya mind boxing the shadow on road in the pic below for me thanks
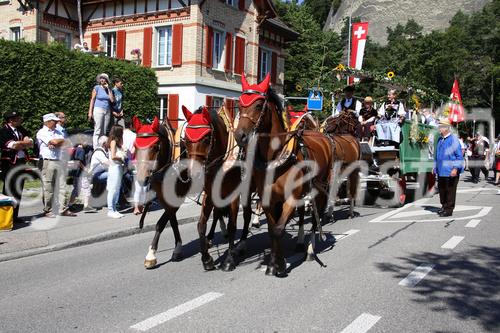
[376,246,500,332]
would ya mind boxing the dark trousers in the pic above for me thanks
[469,157,489,181]
[1,159,27,221]
[438,176,459,214]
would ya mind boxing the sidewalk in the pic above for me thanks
[0,195,203,262]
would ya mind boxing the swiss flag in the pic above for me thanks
[349,22,369,84]
[448,78,465,123]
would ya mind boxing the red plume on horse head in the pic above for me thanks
[239,72,271,107]
[132,115,142,132]
[151,116,159,133]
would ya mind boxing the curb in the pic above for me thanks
[0,215,200,263]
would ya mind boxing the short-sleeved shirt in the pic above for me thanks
[36,126,65,160]
[94,85,111,110]
[112,87,123,112]
[90,148,109,173]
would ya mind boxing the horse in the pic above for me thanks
[321,111,361,218]
[182,105,254,271]
[133,116,220,269]
[234,73,334,277]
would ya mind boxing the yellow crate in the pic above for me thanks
[0,206,14,231]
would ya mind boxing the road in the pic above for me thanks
[1,181,499,332]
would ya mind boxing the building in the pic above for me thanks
[0,0,298,125]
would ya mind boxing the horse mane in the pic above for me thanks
[268,88,283,113]
[325,112,359,136]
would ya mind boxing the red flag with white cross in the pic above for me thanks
[448,78,465,123]
[349,22,369,84]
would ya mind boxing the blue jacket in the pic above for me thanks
[435,133,464,177]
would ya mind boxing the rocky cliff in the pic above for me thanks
[324,0,491,45]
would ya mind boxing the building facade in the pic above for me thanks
[0,0,297,125]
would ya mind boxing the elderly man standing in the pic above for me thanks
[435,119,464,217]
[0,111,34,223]
[36,113,76,218]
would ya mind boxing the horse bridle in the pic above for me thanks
[238,89,270,136]
[184,124,215,163]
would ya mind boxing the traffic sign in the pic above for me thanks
[307,90,323,111]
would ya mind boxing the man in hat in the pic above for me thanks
[434,118,464,217]
[0,111,34,223]
[36,113,76,217]
[335,85,362,117]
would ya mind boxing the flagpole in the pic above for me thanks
[346,3,352,86]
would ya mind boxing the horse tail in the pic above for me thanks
[139,202,152,229]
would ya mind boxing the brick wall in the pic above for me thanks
[0,4,37,42]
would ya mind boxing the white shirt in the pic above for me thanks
[123,129,136,160]
[36,126,64,160]
[90,148,109,173]
[6,125,26,159]
[335,98,362,116]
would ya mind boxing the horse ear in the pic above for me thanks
[132,115,142,132]
[303,105,308,112]
[151,116,159,133]
[202,106,210,121]
[241,72,250,91]
[258,72,271,92]
[181,105,193,122]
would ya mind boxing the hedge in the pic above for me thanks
[0,40,158,136]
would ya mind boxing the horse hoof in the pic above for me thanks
[171,252,183,262]
[295,243,306,253]
[202,256,215,271]
[221,258,236,272]
[144,259,157,269]
[265,265,276,276]
[207,240,213,249]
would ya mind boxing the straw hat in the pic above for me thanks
[96,73,110,84]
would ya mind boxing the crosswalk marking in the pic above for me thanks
[339,313,381,333]
[465,219,481,228]
[441,236,464,249]
[399,264,434,287]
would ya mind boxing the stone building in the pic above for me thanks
[0,0,298,124]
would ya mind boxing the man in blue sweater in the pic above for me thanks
[434,118,464,217]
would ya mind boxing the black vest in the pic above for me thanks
[340,97,359,111]
[0,124,30,165]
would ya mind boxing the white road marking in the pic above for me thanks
[399,264,434,287]
[336,229,360,241]
[441,236,465,249]
[339,313,381,333]
[457,188,499,193]
[130,292,223,331]
[465,219,481,228]
[391,205,485,219]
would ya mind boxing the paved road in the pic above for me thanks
[0,181,499,332]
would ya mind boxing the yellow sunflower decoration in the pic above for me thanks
[295,84,303,92]
[387,71,395,79]
[335,64,346,71]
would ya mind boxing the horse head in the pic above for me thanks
[133,115,163,186]
[182,105,213,180]
[234,72,276,147]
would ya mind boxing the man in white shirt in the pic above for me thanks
[335,85,362,117]
[36,113,76,218]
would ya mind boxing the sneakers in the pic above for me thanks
[107,211,124,219]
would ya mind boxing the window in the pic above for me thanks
[158,95,169,121]
[156,26,173,67]
[259,49,271,81]
[52,31,71,49]
[103,32,116,57]
[212,97,224,109]
[225,0,235,6]
[212,30,225,70]
[10,27,21,41]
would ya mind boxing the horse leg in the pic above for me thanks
[198,196,215,271]
[169,213,183,261]
[235,196,253,256]
[268,200,295,277]
[295,205,306,252]
[206,208,218,248]
[144,211,169,269]
[252,201,262,228]
[348,171,360,219]
[221,199,240,271]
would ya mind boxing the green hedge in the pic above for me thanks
[0,40,158,136]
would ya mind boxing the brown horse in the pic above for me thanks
[234,73,334,277]
[321,112,361,218]
[182,105,254,271]
[133,116,220,268]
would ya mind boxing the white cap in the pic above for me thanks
[43,113,60,122]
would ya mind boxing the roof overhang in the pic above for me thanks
[261,18,299,41]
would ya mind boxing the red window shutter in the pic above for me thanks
[172,24,183,66]
[225,98,234,119]
[142,27,153,67]
[206,95,213,108]
[116,30,126,59]
[205,26,213,68]
[91,33,100,51]
[238,0,245,10]
[271,52,278,84]
[257,47,262,81]
[224,33,233,72]
[234,37,245,74]
[168,94,179,129]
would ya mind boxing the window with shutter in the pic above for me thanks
[116,30,126,59]
[91,33,100,51]
[224,33,232,72]
[156,26,172,67]
[205,26,213,68]
[234,36,245,74]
